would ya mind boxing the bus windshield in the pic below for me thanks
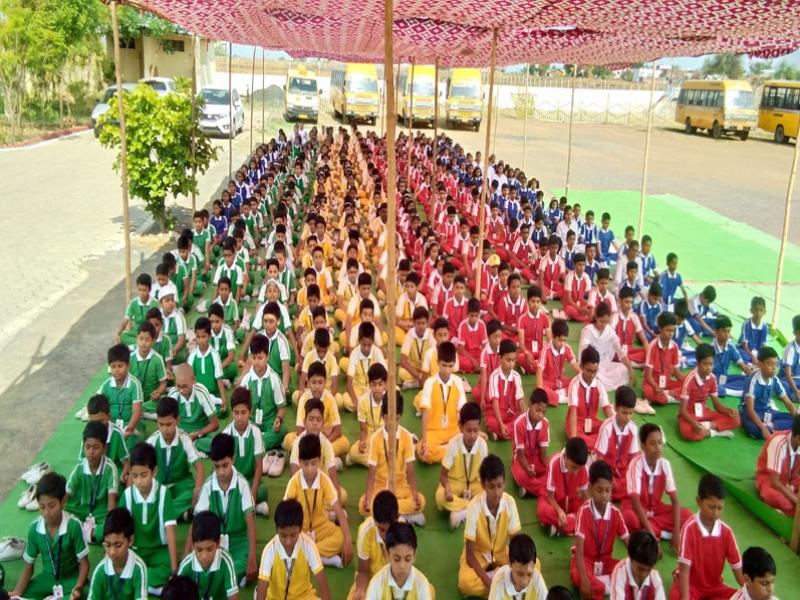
[450,83,481,99]
[288,77,317,94]
[726,90,754,110]
[411,80,435,96]
[347,75,378,93]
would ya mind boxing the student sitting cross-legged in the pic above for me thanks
[178,511,239,600]
[364,522,434,600]
[487,533,548,600]
[347,490,400,600]
[87,507,149,600]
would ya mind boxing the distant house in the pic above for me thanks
[107,32,215,87]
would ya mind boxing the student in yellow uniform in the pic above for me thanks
[349,364,388,467]
[286,362,349,457]
[417,341,467,464]
[335,258,361,326]
[395,272,429,346]
[343,322,387,413]
[343,273,382,349]
[365,522,434,600]
[413,318,461,412]
[359,394,426,525]
[458,454,522,599]
[347,490,399,600]
[399,307,436,390]
[436,402,489,529]
[255,499,331,600]
[283,434,353,568]
[300,307,340,361]
[487,533,548,600]
[296,328,339,404]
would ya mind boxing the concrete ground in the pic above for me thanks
[0,106,797,499]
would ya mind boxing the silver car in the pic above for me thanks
[198,87,245,138]
[91,83,136,138]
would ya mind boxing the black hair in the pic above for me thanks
[589,459,613,485]
[306,284,321,300]
[193,316,211,335]
[274,499,304,530]
[104,507,135,539]
[758,346,779,362]
[83,421,107,445]
[741,546,776,579]
[793,414,800,437]
[137,321,156,338]
[499,339,517,356]
[459,401,481,425]
[298,433,322,461]
[381,392,403,417]
[545,586,574,600]
[307,361,327,381]
[372,490,400,525]
[192,511,221,542]
[250,334,270,356]
[36,471,67,501]
[486,319,503,336]
[157,395,180,418]
[385,522,417,551]
[368,363,388,382]
[302,398,325,421]
[209,433,235,461]
[467,297,481,313]
[161,576,199,600]
[135,273,153,288]
[87,394,110,416]
[130,442,157,470]
[438,341,456,363]
[551,319,569,338]
[638,423,662,445]
[615,385,636,409]
[657,311,676,329]
[531,388,548,406]
[479,454,505,483]
[628,530,659,567]
[357,321,376,342]
[527,285,543,300]
[715,315,732,330]
[313,328,331,349]
[697,473,726,500]
[695,343,715,362]
[580,345,600,365]
[107,344,130,365]
[701,285,717,302]
[564,437,589,466]
[509,533,537,565]
[230,387,251,410]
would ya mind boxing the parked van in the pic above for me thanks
[397,64,436,127]
[330,63,380,124]
[758,79,800,143]
[283,67,320,123]
[675,79,755,140]
[446,68,482,130]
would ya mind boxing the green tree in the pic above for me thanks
[748,59,772,76]
[590,66,612,79]
[528,64,551,76]
[774,60,800,80]
[701,53,744,79]
[98,79,218,230]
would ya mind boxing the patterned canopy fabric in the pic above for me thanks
[127,0,800,65]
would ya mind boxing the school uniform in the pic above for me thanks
[610,557,666,600]
[88,550,148,600]
[486,563,547,600]
[443,295,469,339]
[622,454,691,540]
[678,369,740,441]
[435,433,489,512]
[345,518,388,600]
[344,345,387,412]
[611,311,646,365]
[538,343,575,407]
[712,339,748,398]
[360,425,425,517]
[349,392,385,466]
[566,375,610,447]
[283,470,343,559]
[580,323,631,391]
[288,389,349,457]
[78,420,129,473]
[167,382,217,453]
[399,328,435,385]
[536,449,589,535]
[458,492,522,598]
[146,429,200,516]
[658,270,683,309]
[260,535,325,599]
[638,300,663,341]
[473,343,502,407]
[496,294,526,341]
[511,413,550,497]
[130,348,167,413]
[781,339,800,400]
[517,309,550,374]
[119,481,176,587]
[417,373,467,463]
[300,348,339,394]
[570,500,629,600]
[194,467,254,580]
[688,294,718,336]
[538,253,565,300]
[738,319,768,364]
[21,513,89,599]
[188,346,224,409]
[457,319,488,372]
[239,365,287,450]
[395,292,429,345]
[223,421,266,498]
[366,564,434,600]
[178,548,239,600]
[739,372,794,439]
[97,374,143,444]
[674,319,698,368]
[756,430,800,516]
[643,338,683,405]
[485,368,525,439]
[563,271,593,322]
[121,296,160,345]
[66,456,118,541]
[594,417,639,501]
[670,514,741,600]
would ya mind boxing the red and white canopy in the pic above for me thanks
[128,0,800,65]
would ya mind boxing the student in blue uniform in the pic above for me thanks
[781,315,800,402]
[738,296,769,364]
[740,346,798,439]
[713,316,754,398]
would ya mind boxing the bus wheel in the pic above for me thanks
[737,130,749,141]
[684,118,695,134]
[711,121,722,139]
[775,125,787,144]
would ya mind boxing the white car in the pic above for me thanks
[91,83,136,137]
[139,76,176,96]
[199,87,245,138]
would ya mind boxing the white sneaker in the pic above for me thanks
[147,586,164,597]
[634,398,655,415]
[21,462,51,486]
[345,453,353,467]
[549,525,559,537]
[75,406,89,421]
[321,554,343,569]
[333,457,343,472]
[25,497,40,511]
[241,308,252,330]
[406,512,426,527]
[665,394,679,404]
[141,412,157,421]
[196,300,208,314]
[17,485,36,508]
[263,450,277,473]
[711,429,734,438]
[268,451,286,477]
[242,294,251,303]
[255,501,269,516]
[518,486,527,498]
[0,537,26,560]
[449,509,467,529]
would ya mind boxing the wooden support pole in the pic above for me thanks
[261,49,265,145]
[249,46,256,154]
[475,29,498,297]
[522,63,530,172]
[564,65,577,197]
[110,0,133,302]
[406,59,415,180]
[190,34,197,212]
[433,57,439,149]
[384,0,399,492]
[228,42,233,178]
[491,78,499,155]
[637,62,658,238]
[772,128,800,333]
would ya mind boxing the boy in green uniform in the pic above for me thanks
[213,238,245,303]
[129,322,168,417]
[222,387,269,516]
[82,394,130,483]
[211,277,241,338]
[237,335,287,451]
[146,396,204,521]
[168,364,220,454]
[187,434,258,585]
[146,308,174,369]
[96,344,143,448]
[116,273,159,346]
[209,303,238,382]
[11,472,90,600]
[87,507,148,600]
[66,421,119,544]
[160,284,188,365]
[191,210,214,282]
[178,511,239,600]
[119,443,178,591]
[189,317,228,416]
[176,233,204,299]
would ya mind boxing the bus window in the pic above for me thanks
[348,75,378,93]
[726,89,754,109]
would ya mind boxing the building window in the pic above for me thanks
[161,39,185,53]
[119,38,136,49]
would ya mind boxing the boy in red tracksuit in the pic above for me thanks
[442,275,469,339]
[643,312,684,406]
[612,287,648,364]
[440,205,460,255]
[593,386,639,502]
[562,253,593,323]
[485,262,510,321]
[460,225,481,276]
[566,346,614,447]
[538,234,566,301]
[486,202,506,251]
[456,298,487,374]
[537,436,590,536]
[509,223,538,282]
[431,262,456,317]
[473,319,502,408]
[512,389,550,497]
[485,340,525,441]
[496,273,525,341]
[755,414,800,517]
[623,423,691,548]
[587,268,618,319]
[536,320,579,408]
[517,285,551,375]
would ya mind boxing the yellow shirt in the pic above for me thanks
[368,426,415,489]
[488,565,548,600]
[365,564,433,600]
[295,306,314,335]
[419,374,467,435]
[442,433,489,487]
[283,470,338,532]
[347,293,382,321]
[396,292,429,321]
[258,533,322,600]
[400,329,435,370]
[289,432,336,472]
[336,279,359,305]
[464,492,522,562]
[301,349,339,384]
[421,347,460,376]
[355,517,387,581]
[347,345,386,391]
[357,392,384,438]
[295,389,341,429]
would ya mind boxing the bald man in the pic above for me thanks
[168,364,220,454]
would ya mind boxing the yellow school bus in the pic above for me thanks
[446,68,483,130]
[397,64,436,127]
[758,80,800,143]
[675,79,756,140]
[330,63,380,125]
[283,67,319,123]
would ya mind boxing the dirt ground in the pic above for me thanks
[0,104,797,500]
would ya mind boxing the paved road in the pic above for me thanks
[0,109,797,499]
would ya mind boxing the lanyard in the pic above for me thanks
[485,515,498,564]
[367,396,381,429]
[215,487,235,532]
[195,570,214,600]
[108,573,126,600]
[614,428,625,467]
[283,557,294,600]
[139,356,152,385]
[439,382,451,417]
[590,502,611,556]
[414,336,425,362]
[89,458,106,513]
[162,441,173,484]
[525,422,540,459]
[382,435,399,469]
[46,535,63,582]
[302,489,318,527]
[659,342,671,376]
[463,450,474,486]
[528,313,540,347]
[113,386,125,421]
[500,377,514,414]
[643,464,657,510]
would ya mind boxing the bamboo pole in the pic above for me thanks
[433,57,439,148]
[380,71,386,137]
[772,131,800,332]
[249,46,256,154]
[110,0,132,301]
[637,63,658,238]
[384,0,399,493]
[190,34,197,212]
[406,59,415,180]
[228,42,233,178]
[491,79,499,154]
[475,29,498,297]
[261,49,265,145]
[564,65,577,197]
[522,63,530,171]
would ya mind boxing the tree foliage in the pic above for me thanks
[701,53,745,79]
[98,79,218,230]
[774,60,800,81]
